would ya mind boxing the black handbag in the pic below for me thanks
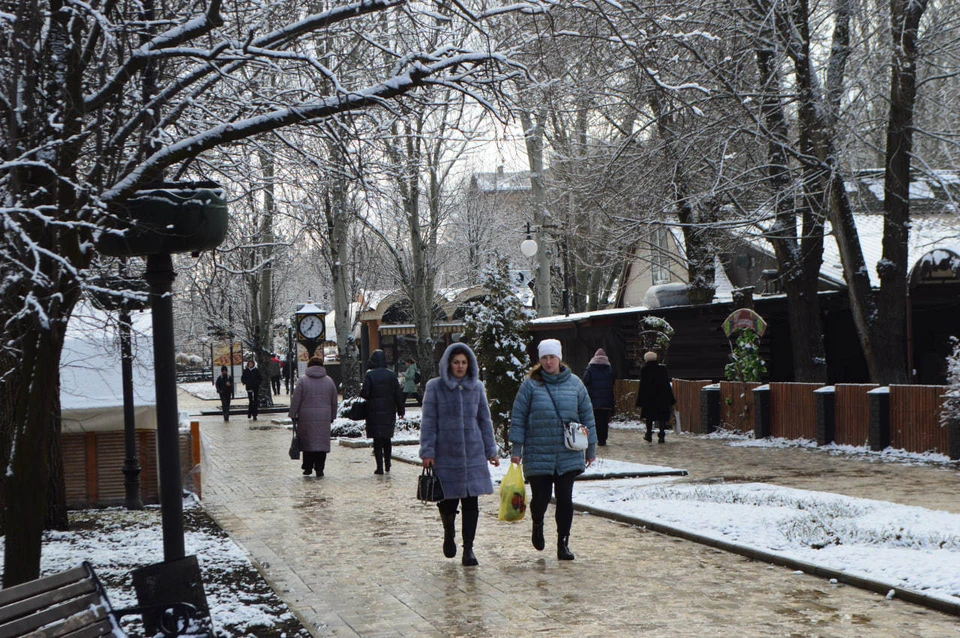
[289,426,301,460]
[417,467,444,503]
[347,399,367,421]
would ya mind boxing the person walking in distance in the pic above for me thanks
[582,348,615,446]
[241,359,263,421]
[636,351,676,443]
[510,339,596,561]
[268,353,282,396]
[289,356,338,477]
[360,349,405,474]
[419,343,499,566]
[215,365,233,422]
[402,356,422,406]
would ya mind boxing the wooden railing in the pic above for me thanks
[769,382,822,440]
[834,384,878,446]
[890,384,950,455]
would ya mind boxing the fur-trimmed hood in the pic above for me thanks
[437,343,480,390]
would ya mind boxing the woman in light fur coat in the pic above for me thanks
[419,343,500,566]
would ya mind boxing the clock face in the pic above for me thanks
[298,314,323,339]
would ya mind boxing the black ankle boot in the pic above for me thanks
[644,429,653,443]
[532,521,545,551]
[658,430,666,443]
[440,512,457,558]
[557,536,575,561]
[461,510,479,566]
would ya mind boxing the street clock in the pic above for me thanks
[294,302,327,357]
[298,314,323,340]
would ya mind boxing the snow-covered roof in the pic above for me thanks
[60,301,156,410]
[820,213,960,287]
[531,305,651,325]
[471,170,531,193]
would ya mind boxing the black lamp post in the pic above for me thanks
[90,273,149,510]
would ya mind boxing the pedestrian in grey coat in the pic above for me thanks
[420,343,500,566]
[360,349,405,474]
[289,356,338,477]
[510,338,596,561]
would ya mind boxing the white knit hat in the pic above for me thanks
[644,351,658,362]
[538,339,562,360]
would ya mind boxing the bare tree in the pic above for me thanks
[0,0,551,585]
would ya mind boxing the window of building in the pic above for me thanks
[651,227,670,285]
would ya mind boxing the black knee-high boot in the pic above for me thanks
[373,440,384,474]
[440,511,457,558]
[461,509,479,566]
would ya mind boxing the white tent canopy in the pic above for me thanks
[60,301,157,432]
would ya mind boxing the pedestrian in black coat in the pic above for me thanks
[636,352,675,443]
[215,365,233,422]
[583,348,616,446]
[241,360,263,421]
[360,349,405,474]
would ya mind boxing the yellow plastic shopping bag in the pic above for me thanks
[498,462,527,522]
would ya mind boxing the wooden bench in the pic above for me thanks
[0,562,198,637]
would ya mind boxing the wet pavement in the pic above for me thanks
[183,391,960,637]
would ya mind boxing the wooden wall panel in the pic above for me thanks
[61,429,186,508]
[889,385,950,454]
[63,434,89,507]
[770,383,822,440]
[834,384,878,446]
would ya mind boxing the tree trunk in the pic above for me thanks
[754,30,827,382]
[876,0,927,383]
[520,108,553,316]
[46,394,69,532]
[327,142,362,397]
[3,321,68,585]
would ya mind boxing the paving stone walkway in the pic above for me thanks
[183,391,960,637]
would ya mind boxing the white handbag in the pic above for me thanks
[544,383,590,451]
[563,422,589,451]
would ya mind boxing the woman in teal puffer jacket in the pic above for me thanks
[510,339,596,561]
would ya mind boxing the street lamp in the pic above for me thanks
[519,221,571,316]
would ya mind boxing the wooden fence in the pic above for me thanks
[614,379,641,418]
[673,379,713,433]
[769,382,822,440]
[890,384,950,455]
[834,384,878,446]
[720,382,761,432]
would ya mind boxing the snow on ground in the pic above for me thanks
[574,480,960,605]
[181,380,220,401]
[2,497,308,637]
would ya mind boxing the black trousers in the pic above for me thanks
[594,409,611,445]
[372,437,392,470]
[271,375,281,395]
[219,393,231,421]
[247,390,259,418]
[437,496,478,515]
[528,471,578,538]
[302,451,327,474]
